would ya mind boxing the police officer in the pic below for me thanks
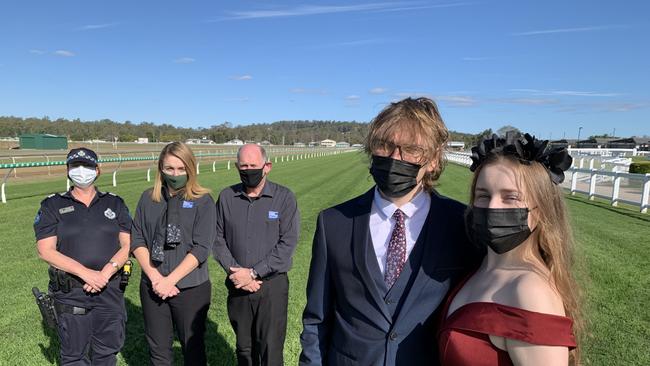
[34,147,131,366]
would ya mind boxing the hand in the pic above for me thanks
[79,268,108,293]
[229,267,254,288]
[241,280,263,293]
[100,263,117,282]
[152,276,180,300]
[146,270,164,284]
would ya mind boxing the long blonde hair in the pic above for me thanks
[470,155,583,364]
[151,142,210,202]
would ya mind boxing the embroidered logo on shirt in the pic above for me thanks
[34,212,41,224]
[59,206,74,214]
[182,201,194,209]
[104,208,116,219]
[268,211,279,219]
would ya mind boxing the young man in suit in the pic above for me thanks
[300,97,483,365]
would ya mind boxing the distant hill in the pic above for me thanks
[0,116,481,147]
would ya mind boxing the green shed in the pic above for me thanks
[19,134,68,150]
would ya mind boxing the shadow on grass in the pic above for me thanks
[36,297,236,366]
[121,297,237,366]
[38,319,60,365]
[566,195,650,223]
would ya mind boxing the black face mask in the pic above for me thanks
[369,155,421,198]
[467,207,533,254]
[239,168,264,188]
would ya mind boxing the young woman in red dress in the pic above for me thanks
[438,133,582,366]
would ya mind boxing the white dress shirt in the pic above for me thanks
[369,187,431,276]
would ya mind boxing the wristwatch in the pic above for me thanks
[250,269,259,279]
[109,261,119,270]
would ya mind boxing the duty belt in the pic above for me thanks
[48,267,122,293]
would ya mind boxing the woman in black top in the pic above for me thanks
[34,147,131,365]
[131,142,216,366]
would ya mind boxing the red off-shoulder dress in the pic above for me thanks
[438,275,577,366]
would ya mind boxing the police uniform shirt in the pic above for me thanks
[130,188,216,289]
[33,188,132,271]
[213,180,300,278]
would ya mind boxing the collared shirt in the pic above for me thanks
[213,180,300,279]
[33,188,132,271]
[131,188,216,289]
[369,187,431,275]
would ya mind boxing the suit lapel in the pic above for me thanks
[352,189,392,324]
[393,192,447,324]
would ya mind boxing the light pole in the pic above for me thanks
[577,126,583,149]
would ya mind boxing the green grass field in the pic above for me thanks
[0,152,648,365]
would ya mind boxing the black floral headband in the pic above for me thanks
[469,132,573,184]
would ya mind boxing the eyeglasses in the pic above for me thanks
[373,140,427,163]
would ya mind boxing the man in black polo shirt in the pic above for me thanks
[213,143,300,366]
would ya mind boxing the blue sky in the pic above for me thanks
[1,0,649,138]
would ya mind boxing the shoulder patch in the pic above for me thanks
[104,208,116,219]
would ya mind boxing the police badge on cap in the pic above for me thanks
[66,148,98,167]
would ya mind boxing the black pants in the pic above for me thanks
[53,281,126,366]
[140,279,211,366]
[226,273,289,366]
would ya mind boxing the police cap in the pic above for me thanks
[66,147,98,167]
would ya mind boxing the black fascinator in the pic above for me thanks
[469,132,573,184]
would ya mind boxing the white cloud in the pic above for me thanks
[78,23,118,31]
[559,101,650,113]
[493,98,559,106]
[435,95,478,107]
[512,25,627,36]
[224,97,250,102]
[369,87,388,95]
[53,50,75,57]
[289,88,328,95]
[370,2,472,13]
[394,92,432,99]
[230,75,253,81]
[345,95,361,107]
[29,49,46,55]
[214,2,471,21]
[173,57,195,64]
[510,88,620,97]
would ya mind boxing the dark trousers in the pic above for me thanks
[227,273,289,366]
[54,283,126,366]
[140,279,211,366]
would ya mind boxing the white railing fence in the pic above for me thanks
[444,151,649,213]
[0,148,360,204]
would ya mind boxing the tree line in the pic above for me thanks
[0,116,494,147]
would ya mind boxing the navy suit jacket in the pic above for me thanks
[299,188,482,366]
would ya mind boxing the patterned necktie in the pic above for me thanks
[384,209,406,288]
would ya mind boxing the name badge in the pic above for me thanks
[268,211,279,220]
[182,201,194,209]
[59,206,74,214]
